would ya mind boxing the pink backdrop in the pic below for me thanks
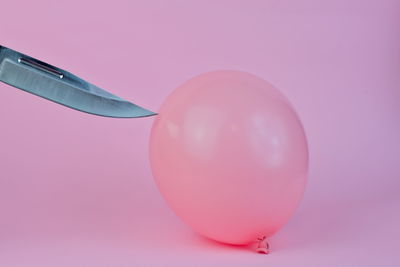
[1,0,399,266]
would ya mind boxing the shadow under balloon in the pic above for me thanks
[189,232,255,253]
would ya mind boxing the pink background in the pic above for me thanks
[1,0,399,266]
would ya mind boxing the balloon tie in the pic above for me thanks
[256,236,270,254]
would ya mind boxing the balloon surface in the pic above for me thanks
[149,70,308,245]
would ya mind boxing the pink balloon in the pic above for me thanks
[149,70,308,245]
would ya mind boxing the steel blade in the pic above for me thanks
[0,46,156,118]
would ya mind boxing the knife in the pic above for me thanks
[0,45,156,118]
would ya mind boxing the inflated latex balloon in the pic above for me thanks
[149,70,308,247]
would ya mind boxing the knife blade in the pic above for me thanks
[0,45,156,118]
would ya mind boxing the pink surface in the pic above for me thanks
[0,0,399,266]
[150,70,308,244]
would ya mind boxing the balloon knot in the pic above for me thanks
[256,236,270,254]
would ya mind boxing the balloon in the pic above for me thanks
[149,70,308,245]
